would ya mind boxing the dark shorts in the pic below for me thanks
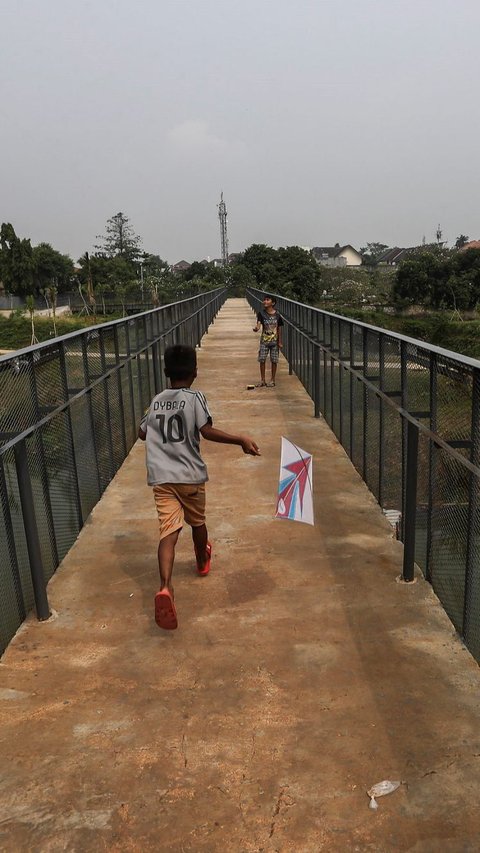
[258,341,279,363]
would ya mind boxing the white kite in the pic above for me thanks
[275,437,314,526]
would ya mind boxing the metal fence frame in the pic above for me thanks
[0,288,227,654]
[247,287,480,661]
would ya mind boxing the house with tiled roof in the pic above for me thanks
[312,244,362,267]
[171,260,191,274]
[459,240,480,252]
[376,247,413,266]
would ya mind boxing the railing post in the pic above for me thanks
[152,341,162,394]
[313,344,321,418]
[349,325,354,460]
[99,329,115,476]
[402,419,419,582]
[400,339,408,537]
[426,352,437,583]
[0,457,26,622]
[463,368,480,649]
[59,342,84,528]
[362,327,368,480]
[125,321,138,439]
[134,318,145,409]
[113,328,128,457]
[14,439,51,620]
[378,334,385,507]
[82,336,102,497]
[27,350,59,568]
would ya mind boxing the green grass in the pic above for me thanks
[0,312,122,352]
[330,308,480,361]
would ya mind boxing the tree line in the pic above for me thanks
[0,213,222,312]
[393,247,480,310]
[3,211,478,312]
[0,215,325,308]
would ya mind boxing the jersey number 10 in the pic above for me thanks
[156,413,185,443]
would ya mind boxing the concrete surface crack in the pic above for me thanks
[237,773,249,830]
[181,733,188,768]
[214,786,229,797]
[421,757,456,778]
[250,732,257,762]
[268,785,295,838]
[157,789,170,802]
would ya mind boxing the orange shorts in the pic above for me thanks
[153,483,206,541]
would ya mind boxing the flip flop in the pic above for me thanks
[266,381,276,387]
[154,588,178,630]
[197,541,212,576]
[255,382,267,387]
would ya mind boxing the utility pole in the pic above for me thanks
[218,192,229,268]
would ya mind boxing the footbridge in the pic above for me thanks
[1,294,480,850]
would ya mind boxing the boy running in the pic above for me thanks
[138,344,260,631]
[253,294,284,387]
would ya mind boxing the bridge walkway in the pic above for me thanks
[1,298,480,851]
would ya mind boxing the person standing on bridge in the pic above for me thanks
[138,344,260,631]
[252,294,284,387]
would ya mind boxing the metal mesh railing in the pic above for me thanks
[0,288,227,654]
[247,288,480,663]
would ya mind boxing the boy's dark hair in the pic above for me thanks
[164,344,197,380]
[263,294,276,304]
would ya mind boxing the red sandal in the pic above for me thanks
[197,541,212,576]
[154,588,178,630]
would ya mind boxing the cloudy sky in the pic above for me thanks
[1,0,479,263]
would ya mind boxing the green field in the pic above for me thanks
[331,308,480,361]
[0,312,121,352]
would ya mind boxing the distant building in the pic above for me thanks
[171,260,191,274]
[377,245,449,265]
[376,247,413,266]
[312,244,362,267]
[459,240,480,252]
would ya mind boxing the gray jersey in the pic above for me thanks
[140,388,212,485]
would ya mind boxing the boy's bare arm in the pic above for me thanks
[200,423,260,456]
[138,427,146,441]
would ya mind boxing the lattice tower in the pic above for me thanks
[218,192,229,267]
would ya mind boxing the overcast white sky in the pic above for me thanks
[1,0,479,263]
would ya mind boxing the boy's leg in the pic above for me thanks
[152,485,184,629]
[192,523,209,569]
[268,345,279,384]
[257,341,267,385]
[153,485,184,593]
[158,529,180,593]
[180,484,211,573]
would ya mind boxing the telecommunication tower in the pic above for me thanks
[218,192,229,267]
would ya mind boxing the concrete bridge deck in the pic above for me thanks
[1,298,480,852]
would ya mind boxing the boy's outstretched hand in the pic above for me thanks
[200,423,261,455]
[241,437,261,456]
